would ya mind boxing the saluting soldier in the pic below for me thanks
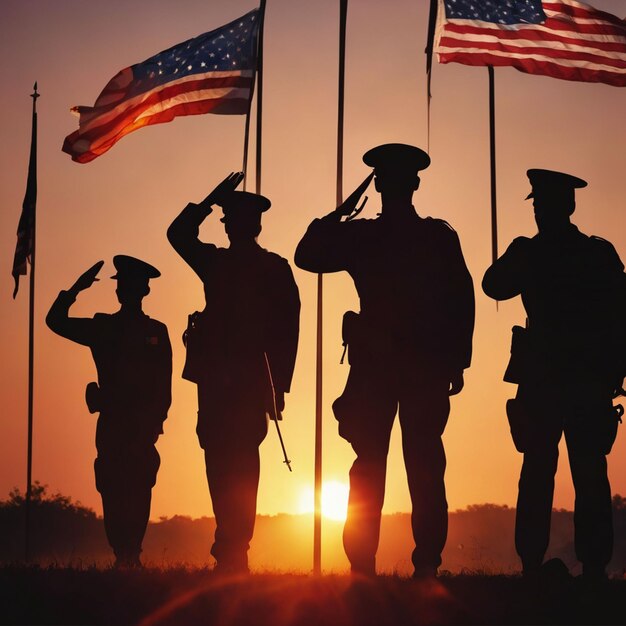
[167,172,300,575]
[482,169,626,581]
[46,256,172,568]
[295,144,475,578]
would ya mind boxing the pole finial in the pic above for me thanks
[31,82,40,101]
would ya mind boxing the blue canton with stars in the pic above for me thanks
[443,0,546,25]
[128,9,259,98]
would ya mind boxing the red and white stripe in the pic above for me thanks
[63,69,254,163]
[435,0,626,86]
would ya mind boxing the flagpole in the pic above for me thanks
[425,0,438,153]
[313,0,347,577]
[242,108,252,191]
[336,0,346,207]
[255,0,266,194]
[25,82,39,562]
[242,3,265,191]
[487,65,498,266]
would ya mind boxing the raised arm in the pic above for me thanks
[167,172,244,277]
[295,173,374,274]
[46,261,104,346]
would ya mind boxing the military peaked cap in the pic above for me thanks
[525,169,587,199]
[111,255,161,280]
[219,191,271,222]
[363,143,431,173]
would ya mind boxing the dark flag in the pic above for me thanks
[63,8,260,163]
[12,86,38,299]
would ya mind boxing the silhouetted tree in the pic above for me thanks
[0,483,106,562]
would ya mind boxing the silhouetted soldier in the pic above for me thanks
[295,144,475,577]
[167,172,300,574]
[46,256,172,568]
[482,169,626,581]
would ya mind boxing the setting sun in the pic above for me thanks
[299,481,350,521]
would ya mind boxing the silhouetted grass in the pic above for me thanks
[2,566,626,626]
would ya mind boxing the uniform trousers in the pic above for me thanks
[95,414,160,564]
[514,382,615,574]
[197,382,268,571]
[333,359,450,575]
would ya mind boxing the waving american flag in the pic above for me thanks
[63,8,260,163]
[435,0,626,86]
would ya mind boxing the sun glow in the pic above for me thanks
[299,480,350,521]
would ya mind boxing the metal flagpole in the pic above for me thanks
[313,0,347,576]
[242,103,253,190]
[487,65,498,267]
[425,0,438,153]
[255,0,267,194]
[25,82,39,562]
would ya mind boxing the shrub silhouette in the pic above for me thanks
[0,482,107,563]
[1,486,625,573]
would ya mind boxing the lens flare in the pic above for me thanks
[299,480,349,521]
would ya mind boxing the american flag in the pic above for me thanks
[435,0,626,87]
[63,9,260,163]
[13,97,37,298]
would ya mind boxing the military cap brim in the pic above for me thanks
[219,191,271,222]
[111,255,161,280]
[525,169,587,199]
[363,143,431,172]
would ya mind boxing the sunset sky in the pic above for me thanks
[0,0,624,537]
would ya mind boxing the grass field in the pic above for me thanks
[2,567,626,626]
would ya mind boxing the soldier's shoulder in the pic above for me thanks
[512,235,534,245]
[424,216,456,231]
[504,235,535,255]
[260,248,295,270]
[313,215,377,233]
[351,216,379,225]
[145,316,168,330]
[140,315,167,334]
[587,234,624,268]
[92,312,113,324]
[345,217,387,241]
[423,216,460,240]
[87,313,115,340]
[588,234,618,251]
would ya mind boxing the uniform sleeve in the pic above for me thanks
[619,271,626,381]
[594,238,626,381]
[154,323,173,423]
[295,213,357,273]
[482,236,533,301]
[45,290,96,347]
[167,202,217,278]
[443,228,475,372]
[266,258,301,394]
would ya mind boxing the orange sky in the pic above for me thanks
[0,0,624,524]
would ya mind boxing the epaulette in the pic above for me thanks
[425,216,456,233]
[146,316,166,328]
[589,235,612,246]
[588,235,621,264]
[263,248,291,265]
